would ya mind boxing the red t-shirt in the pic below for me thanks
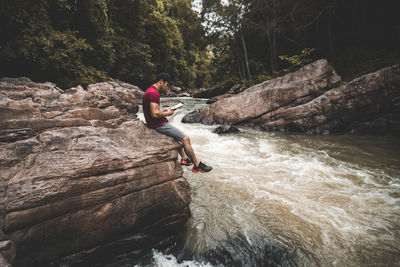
[143,85,168,129]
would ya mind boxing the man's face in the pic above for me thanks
[160,81,169,92]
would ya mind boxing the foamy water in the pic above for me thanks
[144,250,213,267]
[137,97,400,266]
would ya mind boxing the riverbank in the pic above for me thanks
[0,78,191,266]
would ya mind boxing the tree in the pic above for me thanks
[200,0,252,80]
[0,0,212,89]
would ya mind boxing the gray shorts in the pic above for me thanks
[156,123,186,141]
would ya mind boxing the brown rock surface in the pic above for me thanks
[212,125,240,135]
[256,64,400,134]
[183,60,400,135]
[0,78,141,138]
[183,59,341,125]
[0,230,15,267]
[226,83,246,94]
[191,80,236,98]
[207,94,235,104]
[108,79,144,101]
[161,85,191,97]
[206,84,246,104]
[0,78,191,266]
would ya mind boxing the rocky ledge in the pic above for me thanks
[182,59,400,135]
[0,78,190,266]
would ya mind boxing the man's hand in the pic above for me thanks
[150,102,174,119]
[164,108,174,116]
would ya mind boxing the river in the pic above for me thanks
[135,97,400,267]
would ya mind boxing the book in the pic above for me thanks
[171,103,184,110]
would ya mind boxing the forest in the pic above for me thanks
[0,0,399,89]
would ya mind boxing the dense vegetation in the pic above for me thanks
[0,0,399,89]
[201,0,400,84]
[0,0,209,89]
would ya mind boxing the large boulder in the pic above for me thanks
[183,60,400,135]
[183,59,341,125]
[0,78,191,266]
[160,85,192,97]
[255,64,400,134]
[0,78,139,138]
[0,230,15,267]
[206,84,246,104]
[207,93,235,104]
[212,125,240,135]
[108,79,144,102]
[191,80,236,98]
[226,83,246,95]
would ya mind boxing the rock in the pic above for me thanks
[0,230,15,267]
[192,80,236,98]
[0,128,35,143]
[0,78,139,138]
[0,78,191,266]
[183,59,341,125]
[257,64,400,134]
[226,83,246,94]
[0,240,16,266]
[0,255,12,267]
[213,125,240,134]
[87,81,140,113]
[161,86,191,97]
[109,79,144,101]
[160,87,175,97]
[183,60,400,135]
[207,93,235,104]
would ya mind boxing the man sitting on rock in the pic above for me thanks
[142,72,212,173]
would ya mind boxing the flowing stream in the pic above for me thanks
[135,97,400,267]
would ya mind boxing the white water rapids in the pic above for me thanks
[136,97,400,267]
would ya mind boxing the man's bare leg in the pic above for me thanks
[178,147,186,159]
[182,136,199,166]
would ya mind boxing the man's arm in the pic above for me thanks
[150,102,174,119]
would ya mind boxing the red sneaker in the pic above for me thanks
[192,162,212,173]
[180,158,193,166]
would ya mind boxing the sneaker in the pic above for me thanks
[180,158,193,166]
[192,162,212,173]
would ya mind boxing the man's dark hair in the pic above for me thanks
[156,72,175,86]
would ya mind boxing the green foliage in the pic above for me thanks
[200,0,399,86]
[75,0,109,39]
[192,49,214,88]
[31,29,108,88]
[1,0,398,89]
[0,0,211,89]
[279,48,317,72]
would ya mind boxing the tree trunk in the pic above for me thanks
[240,29,251,80]
[238,58,244,80]
[270,0,278,72]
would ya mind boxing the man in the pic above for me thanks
[142,72,212,173]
